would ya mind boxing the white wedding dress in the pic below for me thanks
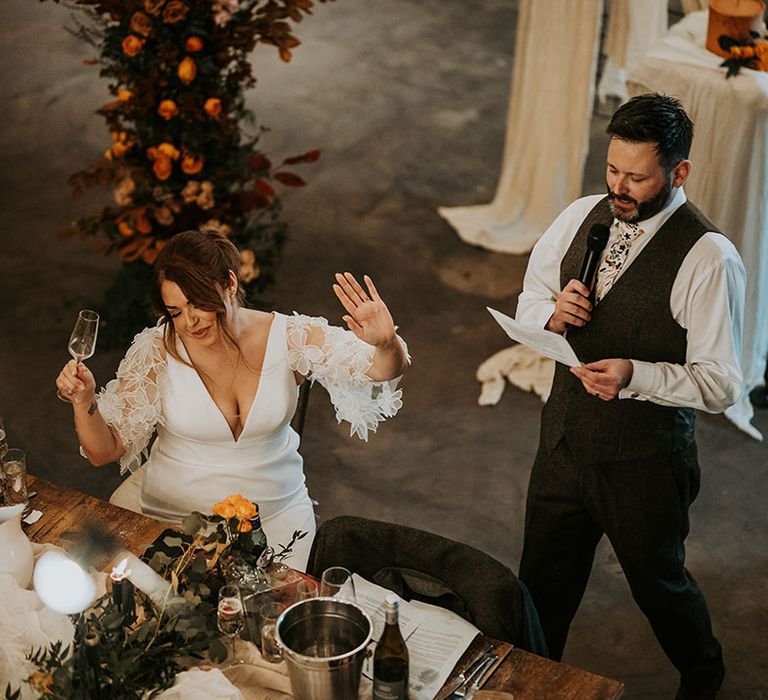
[93,312,406,570]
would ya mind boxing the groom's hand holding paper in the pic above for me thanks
[487,307,581,368]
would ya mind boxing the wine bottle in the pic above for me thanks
[373,592,409,700]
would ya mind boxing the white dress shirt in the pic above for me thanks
[516,187,746,413]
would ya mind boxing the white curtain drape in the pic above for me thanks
[597,0,669,102]
[438,0,603,255]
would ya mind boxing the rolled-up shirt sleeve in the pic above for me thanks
[619,234,746,413]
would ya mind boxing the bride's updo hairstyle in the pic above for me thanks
[151,227,247,364]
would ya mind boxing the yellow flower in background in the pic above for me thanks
[158,99,178,120]
[118,220,134,237]
[181,180,201,202]
[181,153,204,174]
[122,35,145,57]
[185,36,204,52]
[117,89,134,102]
[130,11,153,37]
[204,97,222,117]
[135,212,153,234]
[177,56,197,84]
[239,249,260,283]
[113,177,136,206]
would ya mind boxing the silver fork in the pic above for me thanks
[442,643,494,699]
[452,653,498,699]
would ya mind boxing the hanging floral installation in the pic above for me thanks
[48,0,332,344]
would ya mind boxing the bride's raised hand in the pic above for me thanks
[333,273,397,348]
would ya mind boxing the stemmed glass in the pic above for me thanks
[217,584,246,667]
[57,310,100,402]
[320,566,356,603]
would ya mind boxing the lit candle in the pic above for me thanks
[110,557,136,624]
[114,551,173,607]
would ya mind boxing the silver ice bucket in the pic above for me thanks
[275,596,372,700]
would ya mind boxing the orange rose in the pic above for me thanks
[117,89,134,102]
[177,56,197,85]
[158,142,181,160]
[153,157,173,180]
[118,220,134,237]
[122,35,145,57]
[163,0,189,24]
[185,36,204,52]
[135,213,153,234]
[234,499,258,520]
[112,140,130,158]
[237,519,253,533]
[158,99,178,120]
[130,11,153,37]
[181,153,203,174]
[144,0,166,15]
[29,672,54,697]
[204,97,222,117]
[743,46,756,58]
[212,501,237,519]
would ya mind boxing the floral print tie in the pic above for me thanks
[594,220,644,302]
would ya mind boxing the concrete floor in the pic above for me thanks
[2,1,767,697]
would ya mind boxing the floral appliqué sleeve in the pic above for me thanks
[286,314,409,441]
[90,325,167,475]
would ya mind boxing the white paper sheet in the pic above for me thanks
[352,575,479,700]
[487,307,581,367]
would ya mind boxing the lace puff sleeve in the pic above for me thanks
[94,325,167,475]
[286,313,409,441]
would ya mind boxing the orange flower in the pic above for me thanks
[117,89,134,102]
[158,99,178,120]
[130,11,153,37]
[136,212,153,234]
[204,97,222,117]
[30,672,54,697]
[177,56,197,85]
[234,499,258,521]
[181,153,204,174]
[185,36,204,52]
[118,220,134,237]
[163,1,189,24]
[153,157,173,180]
[158,142,181,160]
[237,519,253,533]
[144,0,166,15]
[743,46,756,58]
[112,141,130,158]
[155,206,174,225]
[212,501,237,519]
[122,35,145,57]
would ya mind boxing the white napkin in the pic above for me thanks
[476,345,554,405]
[155,667,245,699]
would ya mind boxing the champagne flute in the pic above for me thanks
[57,310,100,402]
[320,566,356,603]
[296,578,319,601]
[217,584,245,666]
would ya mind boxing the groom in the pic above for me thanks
[514,93,745,699]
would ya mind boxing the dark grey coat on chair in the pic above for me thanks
[306,515,548,656]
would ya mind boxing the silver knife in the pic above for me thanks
[438,642,494,699]
[462,654,498,699]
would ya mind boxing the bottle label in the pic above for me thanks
[373,680,406,700]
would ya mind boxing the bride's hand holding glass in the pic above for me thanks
[55,310,99,404]
[55,360,97,406]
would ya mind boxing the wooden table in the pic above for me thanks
[25,476,624,699]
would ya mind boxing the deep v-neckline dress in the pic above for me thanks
[139,313,314,561]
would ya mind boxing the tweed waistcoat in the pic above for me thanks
[539,196,717,463]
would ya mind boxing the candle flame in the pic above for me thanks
[110,556,132,581]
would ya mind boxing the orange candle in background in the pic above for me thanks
[706,0,767,57]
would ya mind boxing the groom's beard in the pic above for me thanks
[607,176,673,223]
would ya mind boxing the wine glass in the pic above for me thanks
[296,578,319,601]
[320,566,356,603]
[217,584,245,666]
[57,310,100,402]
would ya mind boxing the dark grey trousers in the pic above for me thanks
[519,438,724,693]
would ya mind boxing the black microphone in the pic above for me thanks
[578,223,610,293]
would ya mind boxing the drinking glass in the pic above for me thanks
[259,601,286,663]
[57,310,100,402]
[320,566,356,603]
[1,448,30,517]
[296,578,319,601]
[217,584,245,666]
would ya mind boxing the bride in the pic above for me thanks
[55,228,409,569]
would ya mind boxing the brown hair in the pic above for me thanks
[151,228,247,369]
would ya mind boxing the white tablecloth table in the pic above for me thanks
[628,10,768,439]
